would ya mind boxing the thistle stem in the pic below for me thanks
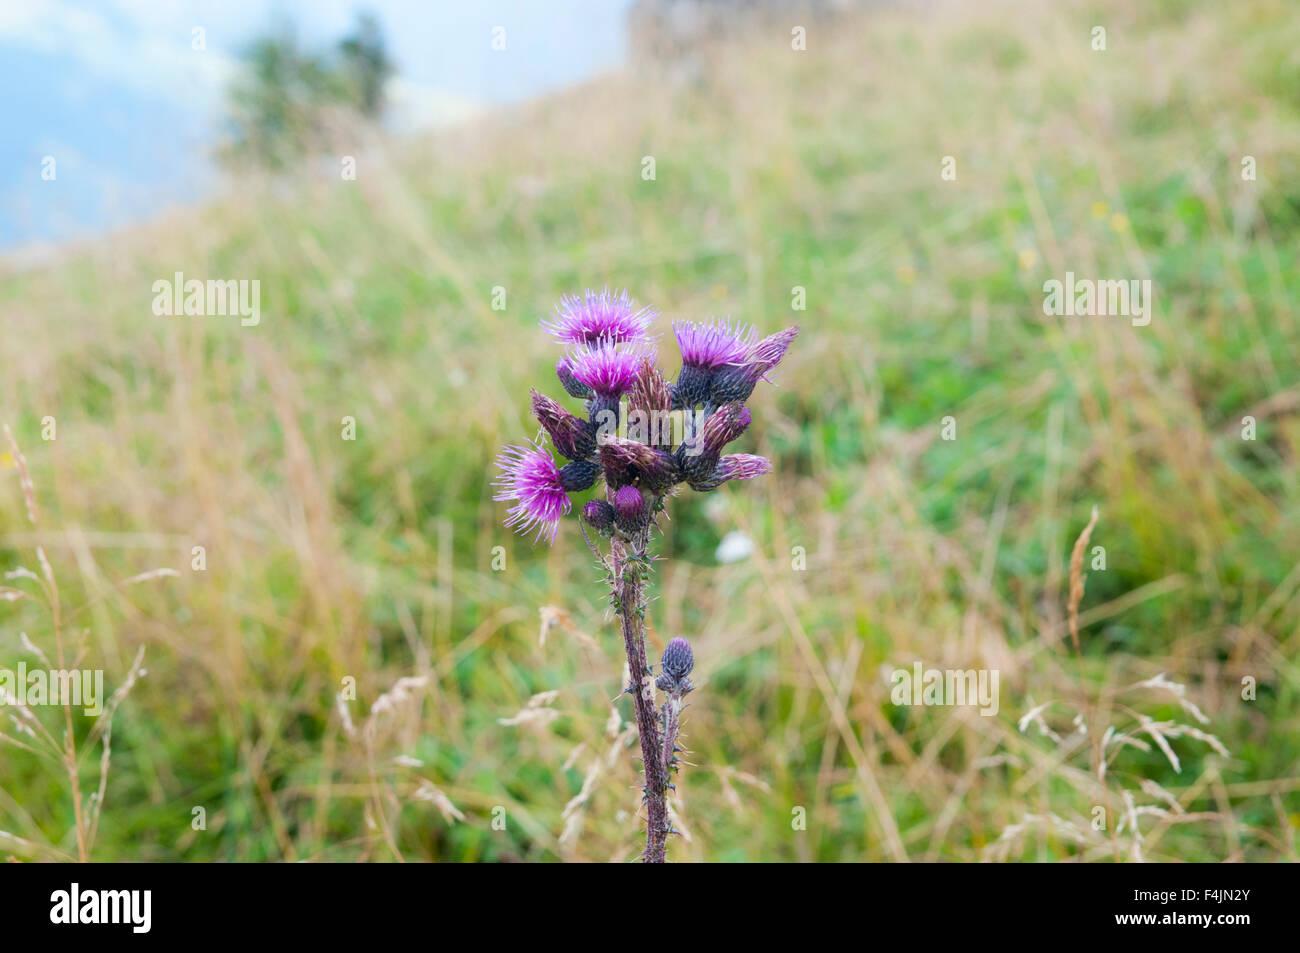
[610,522,670,863]
[661,696,682,780]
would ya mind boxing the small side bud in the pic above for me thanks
[656,637,695,694]
[582,499,615,532]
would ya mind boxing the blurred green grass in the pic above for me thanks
[1,0,1298,861]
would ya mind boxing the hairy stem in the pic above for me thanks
[661,696,682,780]
[610,523,669,863]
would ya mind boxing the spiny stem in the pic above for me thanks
[610,520,670,863]
[661,696,682,780]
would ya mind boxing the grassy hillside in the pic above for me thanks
[2,0,1298,861]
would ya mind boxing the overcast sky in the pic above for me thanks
[0,0,633,249]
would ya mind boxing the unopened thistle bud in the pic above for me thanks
[656,637,695,694]
[613,484,648,533]
[598,440,635,489]
[532,389,597,460]
[558,459,600,492]
[661,637,693,679]
[582,499,615,532]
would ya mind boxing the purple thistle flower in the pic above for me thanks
[708,326,799,405]
[674,317,756,369]
[687,452,773,492]
[566,343,646,398]
[701,402,751,455]
[541,288,658,346]
[671,318,756,409]
[493,440,573,544]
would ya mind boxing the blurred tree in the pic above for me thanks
[338,13,394,118]
[220,13,392,169]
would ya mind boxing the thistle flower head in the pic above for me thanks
[673,317,756,369]
[716,453,773,481]
[557,459,600,492]
[671,318,757,409]
[493,440,572,543]
[566,343,646,398]
[531,389,596,461]
[748,326,799,374]
[542,288,658,346]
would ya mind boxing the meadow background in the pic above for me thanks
[1,0,1298,862]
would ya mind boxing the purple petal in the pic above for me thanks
[566,342,650,397]
[493,440,572,544]
[674,317,757,369]
[541,288,658,346]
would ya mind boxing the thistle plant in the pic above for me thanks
[494,288,796,862]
